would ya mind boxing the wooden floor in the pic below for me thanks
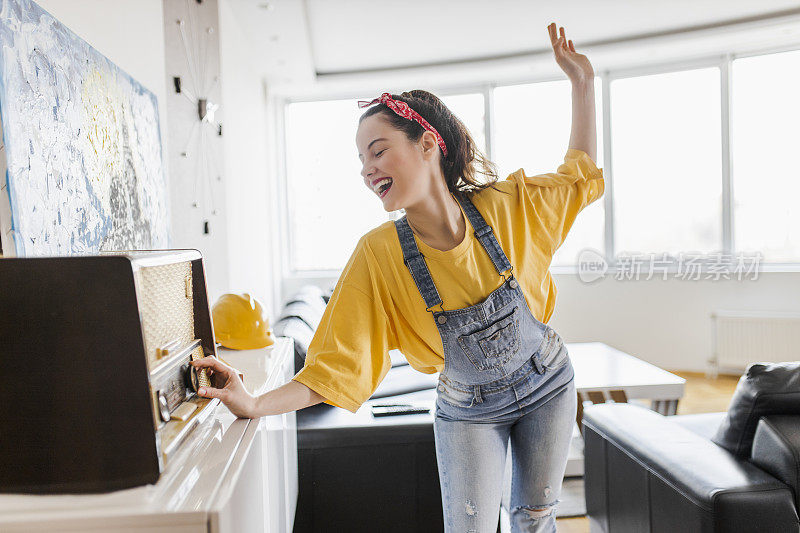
[555,370,740,533]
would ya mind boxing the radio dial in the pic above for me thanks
[157,391,171,422]
[186,364,200,393]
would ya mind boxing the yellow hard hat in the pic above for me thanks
[212,293,275,350]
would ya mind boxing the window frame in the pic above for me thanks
[278,44,800,286]
[601,56,726,273]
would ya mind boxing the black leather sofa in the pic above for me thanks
[273,285,445,532]
[582,362,800,533]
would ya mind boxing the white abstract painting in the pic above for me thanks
[0,0,169,256]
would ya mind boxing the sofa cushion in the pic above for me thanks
[371,365,438,399]
[274,285,327,373]
[711,361,800,458]
[286,284,327,306]
[671,412,726,441]
[279,286,328,330]
[322,286,334,304]
[273,316,315,373]
[280,300,324,330]
[750,414,800,511]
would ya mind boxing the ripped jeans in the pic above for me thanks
[433,336,576,532]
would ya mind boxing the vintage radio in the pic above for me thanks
[0,249,221,493]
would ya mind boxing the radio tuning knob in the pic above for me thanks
[187,364,200,393]
[157,391,171,422]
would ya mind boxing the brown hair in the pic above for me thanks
[358,90,509,200]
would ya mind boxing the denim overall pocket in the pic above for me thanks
[436,375,476,408]
[536,331,568,372]
[456,306,520,372]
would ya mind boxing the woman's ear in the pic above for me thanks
[420,130,439,158]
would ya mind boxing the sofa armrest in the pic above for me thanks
[371,365,437,399]
[583,403,798,532]
[751,414,800,511]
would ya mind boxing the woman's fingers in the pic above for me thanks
[197,384,227,400]
[547,23,593,82]
[547,22,558,45]
[191,356,232,379]
[548,23,572,56]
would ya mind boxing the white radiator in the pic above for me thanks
[710,311,800,376]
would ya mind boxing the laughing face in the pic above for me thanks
[356,113,441,211]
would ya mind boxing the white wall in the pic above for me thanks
[217,0,275,316]
[162,0,230,302]
[547,272,800,373]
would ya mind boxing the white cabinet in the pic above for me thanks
[220,337,298,533]
[0,337,298,533]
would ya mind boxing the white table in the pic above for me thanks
[0,337,297,533]
[563,342,686,477]
[569,342,686,415]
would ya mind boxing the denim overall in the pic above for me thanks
[394,193,576,532]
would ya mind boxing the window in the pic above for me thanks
[285,98,388,271]
[731,50,800,262]
[610,67,722,257]
[439,93,487,156]
[283,47,800,277]
[494,79,604,266]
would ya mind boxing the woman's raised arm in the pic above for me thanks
[547,22,597,162]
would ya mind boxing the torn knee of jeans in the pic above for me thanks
[515,501,557,520]
[465,499,478,516]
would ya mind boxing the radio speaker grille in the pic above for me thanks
[138,261,195,368]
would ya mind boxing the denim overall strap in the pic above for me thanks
[394,216,444,312]
[453,194,513,278]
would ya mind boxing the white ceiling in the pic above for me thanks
[226,0,800,98]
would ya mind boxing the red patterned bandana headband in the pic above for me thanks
[357,92,448,158]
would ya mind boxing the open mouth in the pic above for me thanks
[376,178,393,198]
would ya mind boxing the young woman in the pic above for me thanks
[193,22,602,532]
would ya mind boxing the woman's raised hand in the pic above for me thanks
[548,22,594,84]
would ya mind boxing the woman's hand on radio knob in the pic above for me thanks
[190,356,257,418]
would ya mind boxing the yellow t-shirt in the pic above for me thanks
[292,149,604,412]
